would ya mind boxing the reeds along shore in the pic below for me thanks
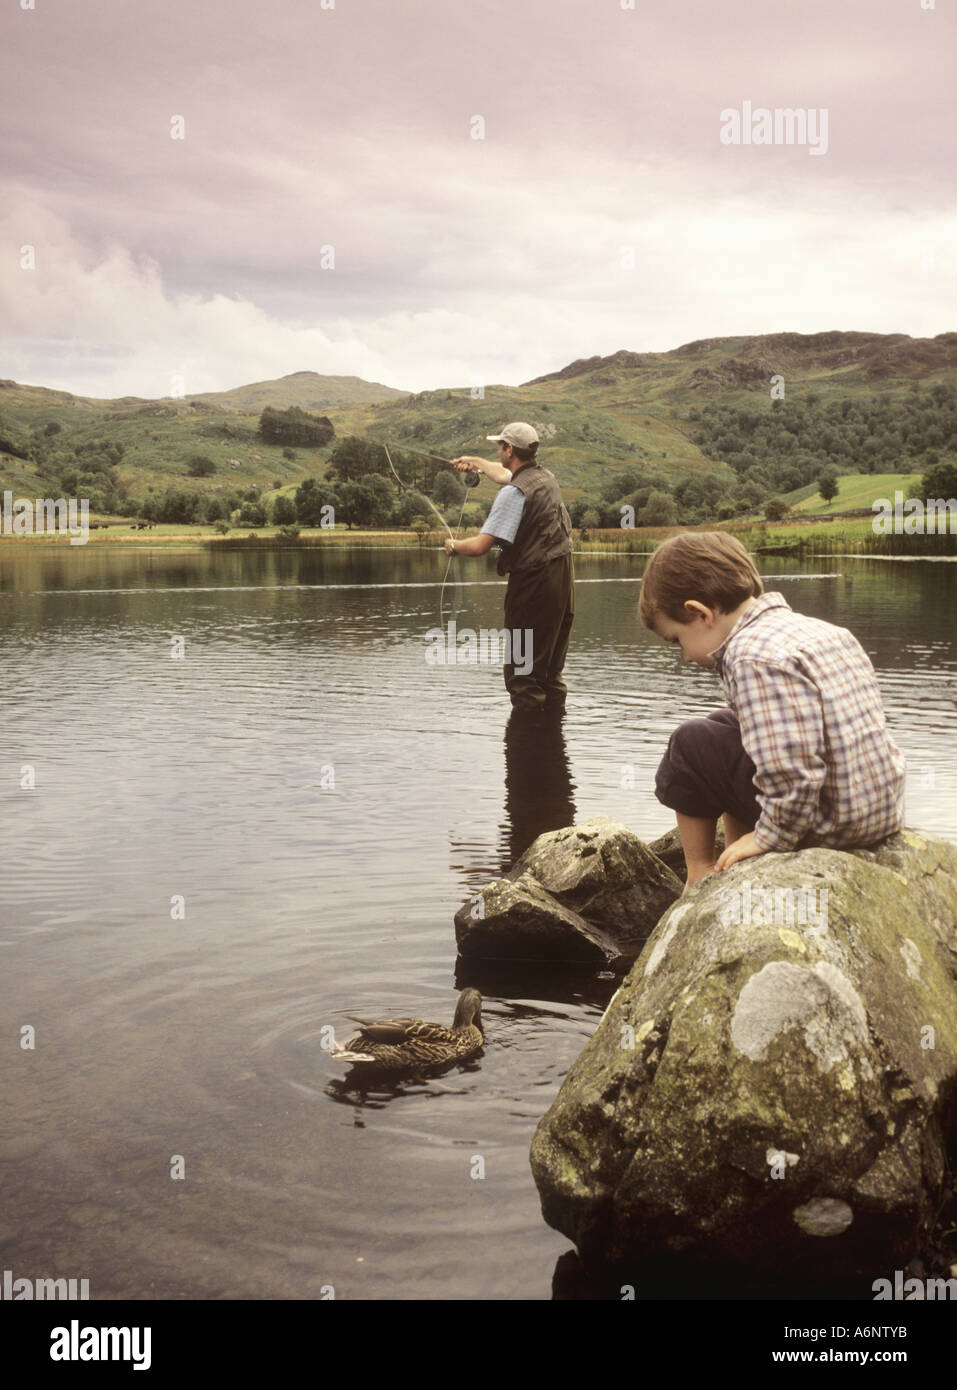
[1,522,954,556]
[570,525,957,557]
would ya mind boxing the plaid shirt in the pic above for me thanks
[710,592,906,852]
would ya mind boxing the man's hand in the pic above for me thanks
[715,831,765,871]
[442,532,495,558]
[452,456,511,486]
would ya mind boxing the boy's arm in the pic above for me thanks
[728,658,829,852]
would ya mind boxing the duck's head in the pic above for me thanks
[453,987,483,1035]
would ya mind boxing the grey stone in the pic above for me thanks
[507,817,683,955]
[454,817,683,965]
[454,871,622,964]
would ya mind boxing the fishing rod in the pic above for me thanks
[343,433,461,468]
[343,433,482,517]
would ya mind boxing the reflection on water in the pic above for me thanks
[501,709,578,866]
[1,544,955,1299]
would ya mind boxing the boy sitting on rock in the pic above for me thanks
[639,532,906,886]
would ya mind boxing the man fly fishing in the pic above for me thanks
[444,422,575,716]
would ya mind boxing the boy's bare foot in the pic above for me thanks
[673,813,720,893]
[682,863,716,893]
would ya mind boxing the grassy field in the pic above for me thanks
[0,520,422,547]
[4,509,954,557]
[0,516,471,548]
[783,472,921,514]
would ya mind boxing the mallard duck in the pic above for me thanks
[330,989,484,1070]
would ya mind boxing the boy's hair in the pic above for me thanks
[512,442,539,463]
[639,532,763,626]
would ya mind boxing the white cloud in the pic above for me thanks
[2,185,955,400]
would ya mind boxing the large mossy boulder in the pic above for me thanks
[454,817,683,965]
[530,830,957,1280]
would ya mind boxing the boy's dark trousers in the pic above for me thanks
[503,552,575,712]
[655,708,762,824]
[655,709,890,852]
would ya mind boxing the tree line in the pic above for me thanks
[3,391,955,532]
[687,383,957,495]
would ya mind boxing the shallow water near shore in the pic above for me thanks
[1,545,955,1299]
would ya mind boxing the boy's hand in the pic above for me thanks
[716,832,765,871]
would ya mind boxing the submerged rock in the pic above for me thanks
[453,817,683,965]
[454,871,622,965]
[529,830,957,1280]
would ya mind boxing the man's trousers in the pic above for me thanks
[502,552,575,712]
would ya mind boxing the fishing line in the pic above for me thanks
[361,436,481,629]
[381,442,474,627]
[346,433,455,469]
[382,442,453,538]
[343,432,479,502]
[439,489,473,630]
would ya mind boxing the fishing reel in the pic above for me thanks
[464,469,481,488]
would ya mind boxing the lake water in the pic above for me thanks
[1,544,955,1300]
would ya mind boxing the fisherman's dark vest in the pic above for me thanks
[496,463,573,577]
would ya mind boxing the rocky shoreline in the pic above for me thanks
[457,819,957,1288]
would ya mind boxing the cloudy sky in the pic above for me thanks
[2,0,954,399]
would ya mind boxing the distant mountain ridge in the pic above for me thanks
[523,331,957,392]
[0,370,404,414]
[3,330,955,416]
[185,371,405,412]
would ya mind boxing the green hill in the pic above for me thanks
[1,330,955,518]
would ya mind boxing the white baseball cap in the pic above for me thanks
[486,421,539,448]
